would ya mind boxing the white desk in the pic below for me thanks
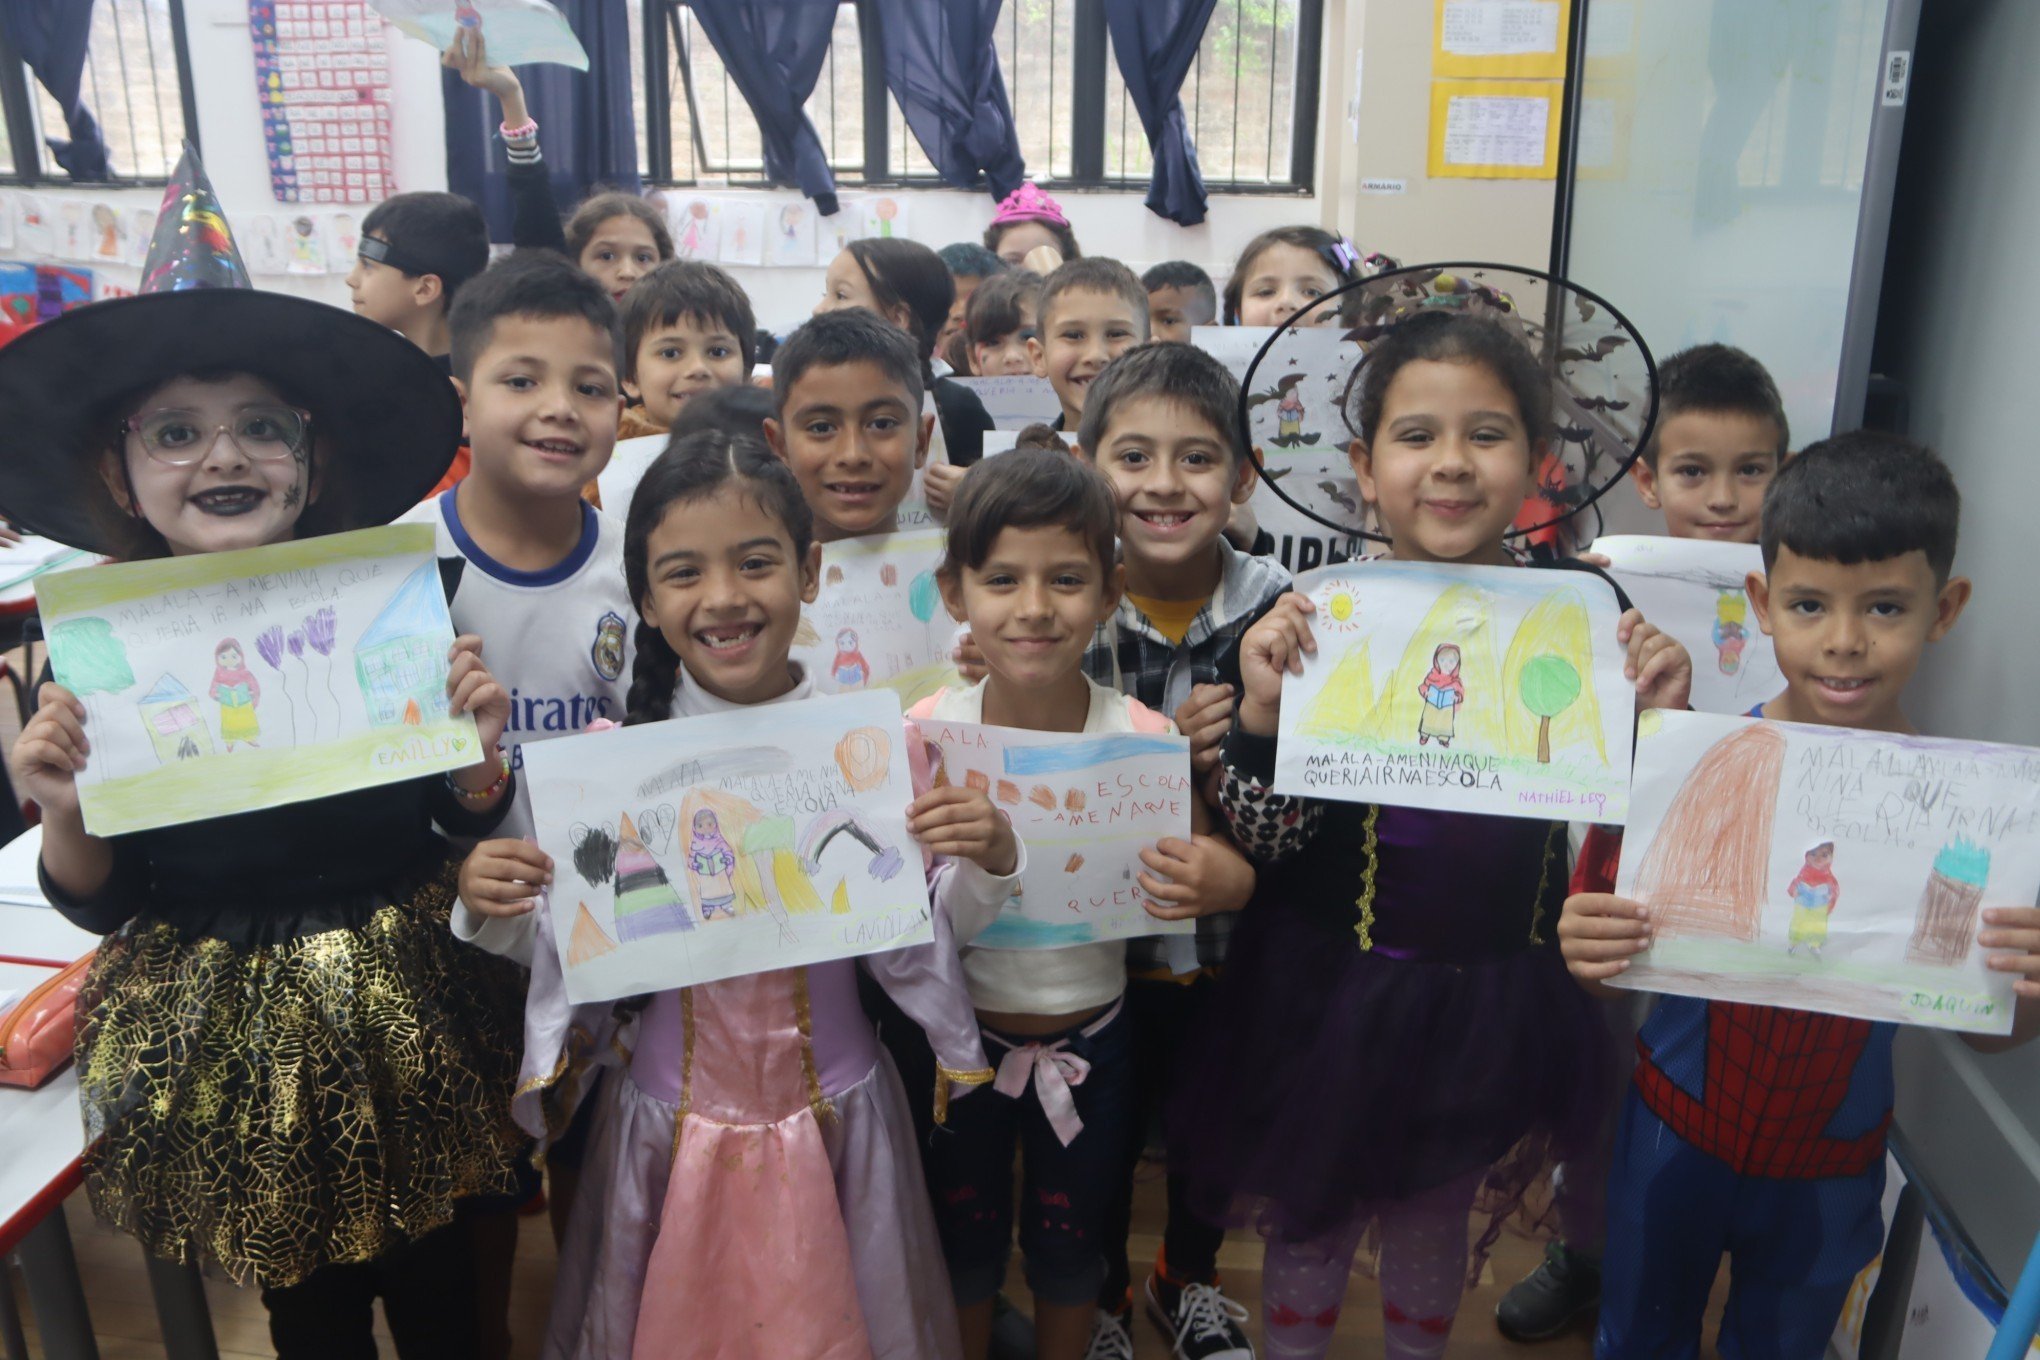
[0,827,101,966]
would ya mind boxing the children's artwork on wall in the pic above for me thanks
[525,690,934,1002]
[56,202,87,262]
[324,213,359,273]
[1191,325,1368,576]
[1273,560,1632,821]
[243,214,288,276]
[0,263,35,328]
[793,529,960,707]
[1595,535,1778,715]
[668,197,720,261]
[859,196,907,240]
[368,0,590,68]
[36,524,480,837]
[90,204,124,261]
[92,277,134,303]
[34,265,91,318]
[717,200,766,267]
[0,194,15,252]
[285,215,328,274]
[770,201,815,267]
[1609,709,2040,1034]
[821,204,857,258]
[126,208,153,267]
[950,375,1063,430]
[14,196,50,256]
[920,719,1195,950]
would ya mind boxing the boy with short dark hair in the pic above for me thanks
[1142,261,1218,345]
[765,309,933,542]
[1076,342,1284,1360]
[349,191,491,369]
[1631,343,1790,542]
[937,242,1008,365]
[617,259,757,440]
[1561,433,2040,1360]
[1032,257,1149,436]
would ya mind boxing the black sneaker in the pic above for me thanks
[1146,1274,1255,1359]
[1085,1304,1134,1360]
[1495,1242,1602,1342]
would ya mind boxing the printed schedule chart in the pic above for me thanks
[249,0,396,204]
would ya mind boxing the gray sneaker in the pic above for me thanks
[1495,1242,1601,1342]
[1085,1305,1135,1360]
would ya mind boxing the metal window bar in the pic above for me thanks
[0,0,194,186]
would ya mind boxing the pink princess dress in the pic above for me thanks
[516,665,1019,1360]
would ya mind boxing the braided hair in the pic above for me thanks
[620,428,815,725]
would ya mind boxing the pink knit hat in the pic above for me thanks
[990,182,1069,229]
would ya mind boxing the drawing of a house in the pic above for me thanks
[354,562,447,727]
[136,673,213,763]
[1633,723,1786,941]
[613,812,694,940]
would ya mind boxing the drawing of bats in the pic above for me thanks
[1317,481,1360,515]
[1574,395,1632,413]
[1558,336,1630,363]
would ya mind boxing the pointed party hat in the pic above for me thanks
[139,142,250,294]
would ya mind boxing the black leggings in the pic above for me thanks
[260,1214,480,1360]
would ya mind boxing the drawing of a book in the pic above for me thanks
[612,812,693,940]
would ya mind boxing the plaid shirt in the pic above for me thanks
[1083,539,1292,971]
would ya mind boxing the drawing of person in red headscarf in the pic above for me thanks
[210,638,262,749]
[830,628,872,689]
[1417,643,1465,747]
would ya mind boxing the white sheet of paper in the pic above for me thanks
[596,432,669,518]
[527,690,934,1002]
[1274,560,1632,822]
[37,525,479,837]
[668,198,721,261]
[717,200,766,267]
[1596,535,1778,716]
[770,201,816,267]
[1191,325,1368,576]
[1442,94,1551,167]
[369,0,589,69]
[949,375,1062,430]
[918,720,1194,951]
[977,431,1024,460]
[794,530,961,708]
[1609,710,2039,1034]
[1441,0,1561,56]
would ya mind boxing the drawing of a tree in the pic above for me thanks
[303,608,341,733]
[1520,655,1581,764]
[255,626,300,744]
[50,618,134,780]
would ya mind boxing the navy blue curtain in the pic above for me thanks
[869,0,1023,200]
[0,0,109,180]
[688,0,841,215]
[444,0,639,241]
[1101,0,1217,226]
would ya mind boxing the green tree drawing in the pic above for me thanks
[1519,654,1581,765]
[49,617,136,780]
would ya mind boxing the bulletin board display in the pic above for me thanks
[249,0,396,204]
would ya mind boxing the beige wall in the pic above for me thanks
[1327,0,1557,268]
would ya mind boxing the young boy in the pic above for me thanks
[1075,343,1284,1360]
[765,308,933,542]
[1631,343,1790,541]
[1560,433,2040,1360]
[348,190,491,371]
[937,242,1007,364]
[1142,261,1218,345]
[1032,257,1149,437]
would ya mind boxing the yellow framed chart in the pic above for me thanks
[1427,79,1563,179]
[1433,0,1570,80]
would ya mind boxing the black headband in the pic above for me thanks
[358,234,442,278]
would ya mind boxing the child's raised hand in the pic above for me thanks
[460,838,553,918]
[447,635,510,754]
[1981,907,2040,1001]
[922,462,965,521]
[1174,684,1236,779]
[1138,834,1255,920]
[1558,892,1651,988]
[1237,593,1317,737]
[1619,608,1693,714]
[10,683,88,819]
[442,28,525,109]
[908,786,1018,877]
[951,630,989,684]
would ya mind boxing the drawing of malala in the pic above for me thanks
[1276,387,1306,442]
[210,638,261,750]
[1786,839,1839,959]
[1713,592,1749,676]
[1417,643,1465,747]
[831,627,871,688]
[689,810,740,919]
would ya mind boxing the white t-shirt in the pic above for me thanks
[917,676,1169,1015]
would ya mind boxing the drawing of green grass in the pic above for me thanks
[1633,934,2007,1032]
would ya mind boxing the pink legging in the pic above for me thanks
[1259,1169,1487,1360]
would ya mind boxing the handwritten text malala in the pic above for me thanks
[1791,741,2040,851]
[112,563,385,645]
[1298,748,1506,792]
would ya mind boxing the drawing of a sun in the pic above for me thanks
[1316,586,1363,632]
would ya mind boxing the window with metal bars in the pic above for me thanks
[0,0,200,185]
[635,0,1321,194]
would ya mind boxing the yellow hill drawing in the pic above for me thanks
[568,901,618,967]
[1378,585,1507,751]
[1298,640,1376,739]
[1500,588,1608,766]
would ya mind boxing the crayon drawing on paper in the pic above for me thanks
[1610,710,2040,1034]
[1273,560,1631,822]
[526,691,935,1003]
[1596,535,1780,715]
[794,530,961,707]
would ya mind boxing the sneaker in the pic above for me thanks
[1495,1242,1601,1342]
[1146,1274,1255,1359]
[1085,1305,1134,1360]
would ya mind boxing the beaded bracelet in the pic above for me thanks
[499,117,538,142]
[449,751,512,804]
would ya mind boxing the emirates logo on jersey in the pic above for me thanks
[592,610,627,681]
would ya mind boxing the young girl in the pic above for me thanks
[1180,308,1692,1360]
[1221,225,1392,328]
[0,182,524,1354]
[964,267,1045,378]
[459,432,1021,1359]
[909,449,1246,1360]
[818,236,997,468]
[983,182,1082,266]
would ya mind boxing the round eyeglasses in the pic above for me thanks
[122,404,312,467]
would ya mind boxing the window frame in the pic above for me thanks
[640,0,1321,197]
[0,0,202,188]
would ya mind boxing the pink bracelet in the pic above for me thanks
[499,117,538,141]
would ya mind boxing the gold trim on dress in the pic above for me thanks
[933,1065,996,1126]
[792,969,838,1127]
[1527,822,1563,944]
[1354,804,1382,950]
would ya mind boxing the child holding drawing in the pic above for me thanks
[456,431,1021,1359]
[0,171,525,1354]
[1560,433,2040,1359]
[1181,298,1692,1360]
[910,448,1252,1360]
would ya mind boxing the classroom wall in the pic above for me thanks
[1875,0,2040,1286]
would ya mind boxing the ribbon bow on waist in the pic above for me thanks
[991,1039,1092,1146]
